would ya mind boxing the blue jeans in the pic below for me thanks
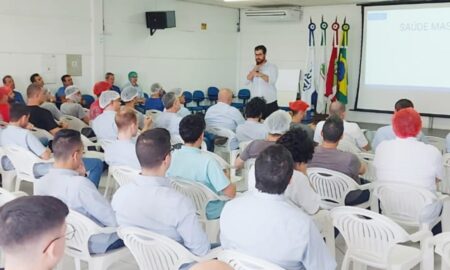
[83,158,104,188]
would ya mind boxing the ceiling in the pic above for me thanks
[178,0,394,9]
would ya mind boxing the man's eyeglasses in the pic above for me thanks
[163,143,182,159]
[42,224,76,253]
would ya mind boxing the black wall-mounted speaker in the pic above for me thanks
[145,11,176,29]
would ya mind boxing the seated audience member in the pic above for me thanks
[220,145,336,270]
[205,88,245,132]
[0,86,12,122]
[373,99,427,150]
[309,115,368,205]
[0,196,69,270]
[167,114,236,219]
[191,260,233,270]
[235,110,291,169]
[104,108,141,170]
[289,100,314,139]
[30,73,45,87]
[153,92,182,135]
[90,81,112,120]
[144,83,165,111]
[112,129,210,261]
[26,83,67,135]
[122,71,144,98]
[3,75,25,105]
[92,90,120,141]
[61,86,90,124]
[55,74,73,105]
[35,129,124,254]
[105,72,121,93]
[236,97,268,142]
[313,101,370,151]
[168,88,190,118]
[40,88,63,121]
[121,86,146,129]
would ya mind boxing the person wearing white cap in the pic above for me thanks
[153,92,182,135]
[168,88,190,118]
[91,91,120,141]
[61,85,90,124]
[234,110,291,170]
[121,86,145,129]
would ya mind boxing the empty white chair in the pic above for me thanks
[426,136,446,154]
[4,146,53,192]
[307,167,371,209]
[117,227,218,270]
[61,114,88,132]
[331,206,433,270]
[358,152,376,182]
[170,177,229,243]
[65,210,131,270]
[218,249,284,270]
[431,232,450,270]
[111,166,139,187]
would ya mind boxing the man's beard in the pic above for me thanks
[255,58,265,65]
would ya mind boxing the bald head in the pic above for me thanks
[329,101,346,119]
[218,88,233,104]
[191,260,233,270]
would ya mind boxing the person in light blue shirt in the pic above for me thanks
[220,145,336,270]
[122,71,144,98]
[153,92,182,136]
[35,129,124,254]
[167,114,236,219]
[104,108,141,170]
[372,99,427,150]
[92,91,120,141]
[236,97,268,142]
[55,74,73,105]
[205,88,245,132]
[112,128,210,263]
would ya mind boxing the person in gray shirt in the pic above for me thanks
[61,86,90,124]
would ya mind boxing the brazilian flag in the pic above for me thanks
[336,46,348,104]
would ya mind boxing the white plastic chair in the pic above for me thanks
[4,146,53,192]
[331,206,433,270]
[30,127,54,142]
[358,152,376,182]
[426,136,446,154]
[441,153,450,194]
[207,127,238,162]
[217,249,284,270]
[170,177,229,243]
[337,135,362,155]
[117,227,219,270]
[0,147,16,191]
[431,232,450,270]
[311,210,336,258]
[371,182,448,232]
[111,166,139,187]
[171,134,184,145]
[61,114,88,132]
[307,167,371,209]
[65,210,131,270]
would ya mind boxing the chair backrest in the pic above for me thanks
[4,145,43,181]
[111,166,139,187]
[30,127,54,141]
[425,136,446,154]
[170,177,221,220]
[81,94,95,108]
[60,115,88,132]
[218,250,284,270]
[331,206,412,265]
[371,182,438,227]
[433,232,450,268]
[206,127,237,151]
[358,152,376,182]
[117,226,196,270]
[99,139,114,150]
[201,150,230,169]
[237,89,251,100]
[442,153,450,194]
[307,167,361,209]
[192,90,205,102]
[0,187,26,206]
[337,135,361,155]
[65,210,103,258]
[183,91,193,104]
[207,87,219,100]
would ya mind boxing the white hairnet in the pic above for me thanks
[264,110,291,134]
[121,86,138,102]
[64,85,80,100]
[99,90,120,109]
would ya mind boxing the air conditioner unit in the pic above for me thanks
[243,8,302,22]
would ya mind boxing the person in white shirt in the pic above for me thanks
[220,144,336,270]
[121,86,146,130]
[168,88,191,118]
[313,101,370,151]
[236,97,268,143]
[246,45,279,118]
[205,88,245,132]
[61,85,90,124]
[91,91,120,141]
[153,92,182,135]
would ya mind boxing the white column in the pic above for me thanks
[90,0,105,92]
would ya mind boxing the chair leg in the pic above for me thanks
[2,172,16,191]
[14,178,21,192]
[352,262,367,270]
[103,171,112,198]
[341,253,351,270]
[74,258,81,270]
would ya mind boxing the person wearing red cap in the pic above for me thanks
[0,86,12,122]
[89,81,112,120]
[289,100,314,140]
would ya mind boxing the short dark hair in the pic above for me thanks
[26,83,43,98]
[0,196,68,252]
[255,145,293,194]
[105,72,114,79]
[136,128,171,169]
[254,45,267,54]
[30,73,40,83]
[9,104,30,122]
[179,114,205,144]
[52,129,83,161]
[61,74,71,83]
[2,75,12,84]
[322,115,344,143]
[394,98,414,111]
[277,129,314,164]
[245,97,266,119]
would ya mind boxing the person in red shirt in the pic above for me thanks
[89,81,112,120]
[0,86,12,122]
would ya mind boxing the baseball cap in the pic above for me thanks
[65,85,81,100]
[93,81,112,96]
[99,91,120,109]
[289,100,309,112]
[121,86,139,102]
[128,71,138,79]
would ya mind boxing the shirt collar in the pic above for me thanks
[48,168,80,176]
[180,145,201,153]
[134,174,171,187]
[252,190,286,201]
[395,137,418,141]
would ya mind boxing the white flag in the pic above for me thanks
[316,43,327,114]
[301,46,315,107]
